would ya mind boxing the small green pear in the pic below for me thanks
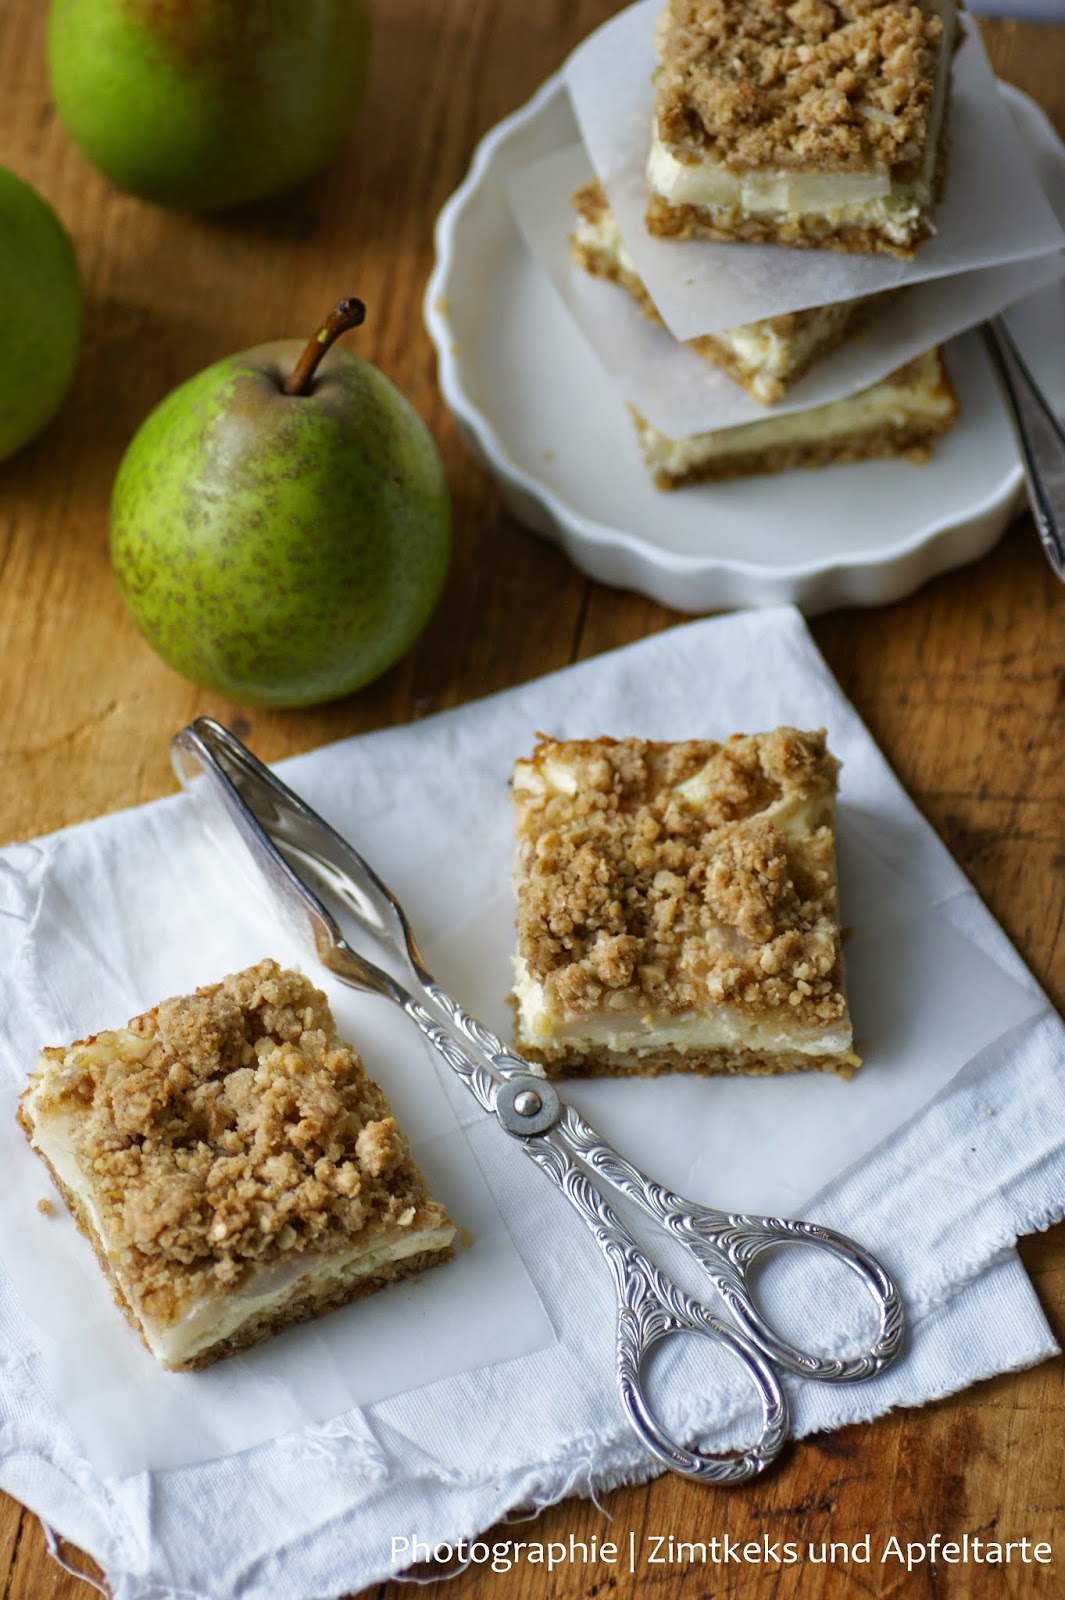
[0,167,82,462]
[47,0,372,212]
[110,299,451,708]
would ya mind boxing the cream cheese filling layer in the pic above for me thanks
[144,1225,456,1368]
[638,352,951,474]
[576,205,798,370]
[647,142,895,215]
[719,307,853,382]
[23,1090,110,1245]
[513,958,852,1058]
[648,0,954,242]
[574,206,796,372]
[24,1088,454,1369]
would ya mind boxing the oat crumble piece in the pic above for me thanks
[655,0,946,175]
[510,730,861,1078]
[18,960,455,1370]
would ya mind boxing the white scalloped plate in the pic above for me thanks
[425,75,1065,613]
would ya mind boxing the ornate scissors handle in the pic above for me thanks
[523,1123,790,1483]
[557,1106,905,1383]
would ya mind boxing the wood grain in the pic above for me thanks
[1,4,1062,1598]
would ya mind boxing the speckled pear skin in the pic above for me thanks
[47,0,371,212]
[0,167,82,461]
[110,341,451,707]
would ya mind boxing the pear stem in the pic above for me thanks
[283,297,367,396]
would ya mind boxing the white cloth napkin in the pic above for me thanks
[1,608,1062,1600]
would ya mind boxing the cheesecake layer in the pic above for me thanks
[18,961,456,1370]
[633,347,958,487]
[511,731,860,1079]
[571,178,894,403]
[513,956,854,1076]
[646,0,958,256]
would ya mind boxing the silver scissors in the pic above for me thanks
[981,314,1065,585]
[171,716,904,1484]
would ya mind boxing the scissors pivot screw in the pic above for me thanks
[494,1075,561,1137]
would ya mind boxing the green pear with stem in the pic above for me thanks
[110,298,451,707]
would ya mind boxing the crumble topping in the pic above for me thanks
[512,730,849,1025]
[24,961,448,1324]
[653,0,949,175]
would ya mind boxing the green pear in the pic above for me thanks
[0,167,82,461]
[110,299,451,707]
[47,0,371,212]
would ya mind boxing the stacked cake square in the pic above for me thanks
[518,0,1065,490]
[575,0,961,485]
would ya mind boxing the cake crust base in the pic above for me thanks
[639,414,957,490]
[517,1041,861,1081]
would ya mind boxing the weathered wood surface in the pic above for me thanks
[0,3,1062,1596]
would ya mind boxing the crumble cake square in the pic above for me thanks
[18,960,455,1371]
[633,347,957,487]
[646,0,959,258]
[570,177,896,404]
[510,729,861,1079]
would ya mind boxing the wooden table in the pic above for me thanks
[1,3,1062,1596]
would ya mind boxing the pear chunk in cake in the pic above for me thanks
[510,730,860,1079]
[18,960,455,1371]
